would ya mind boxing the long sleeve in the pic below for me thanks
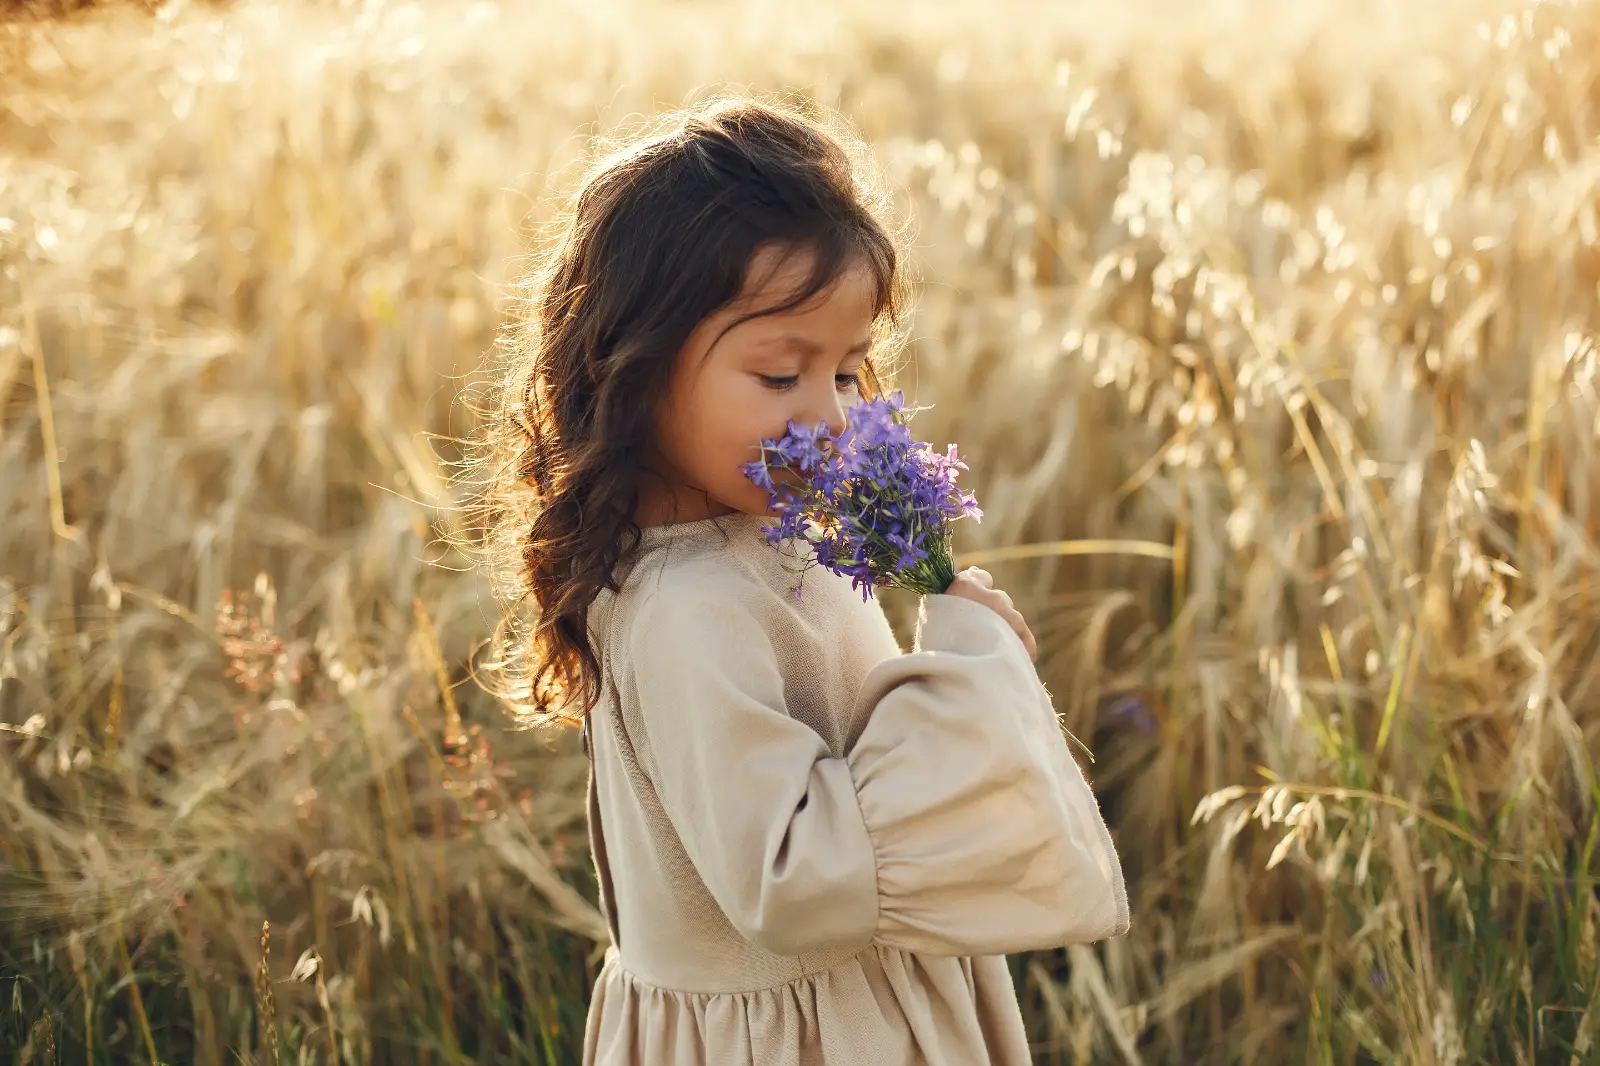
[618,580,1129,961]
[850,593,1130,954]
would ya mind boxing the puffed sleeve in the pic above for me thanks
[849,593,1130,954]
[619,581,1129,960]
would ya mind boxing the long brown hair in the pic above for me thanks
[476,95,911,727]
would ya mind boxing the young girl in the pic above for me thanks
[487,97,1129,1065]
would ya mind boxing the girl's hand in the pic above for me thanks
[944,567,1037,663]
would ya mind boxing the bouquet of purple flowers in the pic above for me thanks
[741,391,982,601]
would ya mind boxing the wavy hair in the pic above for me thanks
[474,95,912,727]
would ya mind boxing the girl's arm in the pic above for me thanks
[849,592,1129,955]
[619,579,1129,960]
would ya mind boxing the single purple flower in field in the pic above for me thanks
[740,391,981,600]
[1106,693,1158,734]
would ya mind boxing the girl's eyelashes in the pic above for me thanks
[757,372,863,392]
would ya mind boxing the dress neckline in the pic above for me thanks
[635,510,770,546]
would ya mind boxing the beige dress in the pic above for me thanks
[581,512,1129,1065]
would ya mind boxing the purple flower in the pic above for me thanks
[1106,694,1158,734]
[741,392,982,599]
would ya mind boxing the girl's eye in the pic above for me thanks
[756,372,862,392]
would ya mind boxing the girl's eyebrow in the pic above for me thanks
[752,333,872,358]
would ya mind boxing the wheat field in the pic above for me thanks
[2,0,1598,1062]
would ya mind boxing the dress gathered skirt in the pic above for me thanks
[580,513,1129,1065]
[586,944,1036,1065]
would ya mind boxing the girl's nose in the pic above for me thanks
[795,375,854,438]
[820,388,851,436]
[828,400,850,436]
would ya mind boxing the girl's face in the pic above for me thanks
[637,243,877,526]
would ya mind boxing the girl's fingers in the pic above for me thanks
[1006,608,1037,662]
[946,573,1034,660]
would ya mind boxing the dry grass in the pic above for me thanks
[2,0,1598,1062]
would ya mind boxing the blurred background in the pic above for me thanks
[2,0,1598,1062]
